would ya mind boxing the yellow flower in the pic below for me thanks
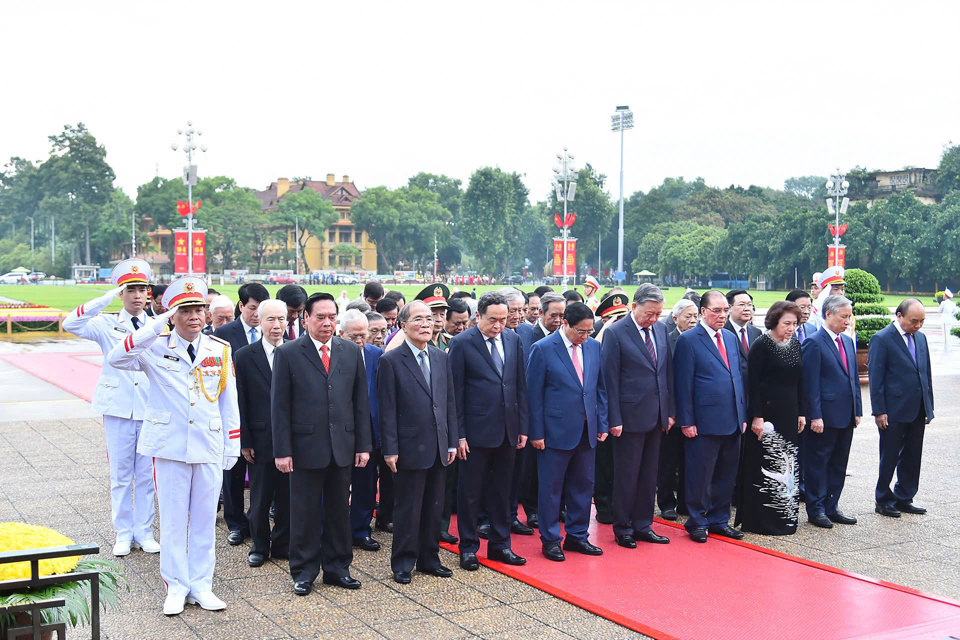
[0,522,80,581]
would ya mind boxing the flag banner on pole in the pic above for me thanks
[174,230,189,273]
[192,229,206,274]
[565,238,577,276]
[553,239,564,276]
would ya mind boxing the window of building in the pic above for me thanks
[354,231,363,244]
[328,230,336,243]
[339,230,352,243]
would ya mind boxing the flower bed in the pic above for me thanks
[0,302,67,331]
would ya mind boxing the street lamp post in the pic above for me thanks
[825,169,850,265]
[552,148,577,290]
[610,106,633,284]
[25,216,34,271]
[171,120,208,275]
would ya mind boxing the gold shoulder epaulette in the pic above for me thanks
[160,328,171,336]
[208,335,230,347]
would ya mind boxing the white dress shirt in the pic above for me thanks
[893,318,912,351]
[822,325,846,356]
[176,333,201,361]
[537,320,554,337]
[309,334,333,358]
[484,332,505,362]
[262,339,278,370]
[700,319,725,356]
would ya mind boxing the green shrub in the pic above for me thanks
[935,291,946,304]
[952,327,960,339]
[848,292,884,305]
[853,303,888,316]
[845,269,890,348]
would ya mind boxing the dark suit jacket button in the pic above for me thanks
[329,404,334,410]
[328,384,333,390]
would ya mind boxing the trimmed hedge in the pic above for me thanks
[853,303,888,316]
[848,292,884,305]
[846,268,891,348]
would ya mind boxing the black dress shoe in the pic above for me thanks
[689,527,708,543]
[248,552,265,567]
[526,513,539,529]
[636,530,670,544]
[439,531,458,544]
[562,538,603,556]
[511,519,534,535]
[542,542,565,562]
[875,504,901,518]
[393,571,411,584]
[293,581,312,596]
[375,521,394,534]
[896,501,926,515]
[322,574,361,589]
[827,511,857,525]
[708,525,744,540]
[227,530,246,546]
[353,537,381,551]
[809,513,834,528]
[595,511,613,525]
[488,548,526,565]
[417,565,453,578]
[660,508,678,521]
[559,510,567,523]
[615,534,637,549]
[460,552,480,571]
[476,523,491,540]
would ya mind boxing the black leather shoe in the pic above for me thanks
[460,552,479,571]
[615,534,637,549]
[559,510,567,523]
[375,521,394,534]
[439,531,458,544]
[393,571,411,584]
[595,511,613,525]
[227,530,246,546]
[875,504,901,518]
[542,542,565,562]
[708,525,744,540]
[476,523,491,540]
[488,548,526,565]
[511,519,534,536]
[660,508,678,521]
[562,538,603,556]
[636,530,670,544]
[322,574,361,589]
[293,581,312,596]
[689,527,708,543]
[248,552,265,567]
[809,513,834,528]
[353,537,381,551]
[827,511,857,525]
[417,565,453,578]
[526,513,539,529]
[896,501,926,515]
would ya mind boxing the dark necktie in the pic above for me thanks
[907,333,917,365]
[836,336,848,373]
[797,325,805,343]
[489,337,503,376]
[131,317,140,331]
[643,327,657,367]
[741,327,750,354]
[418,350,431,390]
[187,343,196,363]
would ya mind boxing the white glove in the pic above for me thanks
[108,285,125,297]
[222,456,238,471]
[151,308,177,335]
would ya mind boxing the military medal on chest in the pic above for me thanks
[193,348,230,402]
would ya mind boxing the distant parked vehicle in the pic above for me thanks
[0,272,27,284]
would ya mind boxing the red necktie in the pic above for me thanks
[716,332,730,370]
[741,328,749,354]
[288,320,297,340]
[836,336,848,373]
[320,344,330,373]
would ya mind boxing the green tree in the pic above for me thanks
[92,190,136,260]
[935,144,960,193]
[784,176,828,200]
[460,167,530,274]
[134,176,187,231]
[331,243,362,269]
[546,164,614,271]
[274,188,337,272]
[193,188,262,272]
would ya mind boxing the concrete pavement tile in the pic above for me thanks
[348,594,434,624]
[840,547,917,569]
[412,587,500,614]
[319,577,399,605]
[549,615,647,639]
[468,578,548,604]
[482,625,578,640]
[373,614,473,640]
[100,609,200,639]
[445,604,539,635]
[220,572,294,597]
[312,627,386,639]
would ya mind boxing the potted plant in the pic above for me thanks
[844,268,891,383]
[0,523,127,640]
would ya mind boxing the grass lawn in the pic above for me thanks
[0,283,930,312]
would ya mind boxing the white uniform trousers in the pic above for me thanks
[153,458,222,596]
[102,416,156,542]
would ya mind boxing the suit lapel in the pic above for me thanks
[551,334,583,388]
[654,323,667,372]
[400,345,432,396]
[821,330,847,372]
[697,325,729,369]
[428,347,442,397]
[472,328,501,377]
[300,336,328,377]
[624,318,656,370]
[328,337,344,376]
[251,341,272,383]
[890,326,918,370]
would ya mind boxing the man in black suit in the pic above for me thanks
[378,301,458,584]
[450,292,528,571]
[724,289,762,382]
[214,282,270,547]
[235,300,290,568]
[277,284,307,340]
[271,292,373,595]
[869,299,934,517]
[603,284,674,548]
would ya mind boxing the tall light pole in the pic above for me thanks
[610,106,633,284]
[171,120,208,275]
[25,216,34,271]
[552,147,577,290]
[825,169,849,266]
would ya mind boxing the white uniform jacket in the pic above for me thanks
[107,328,241,465]
[62,296,152,420]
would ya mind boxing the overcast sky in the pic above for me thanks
[2,1,958,203]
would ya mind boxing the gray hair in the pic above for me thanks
[345,299,371,314]
[257,299,287,319]
[208,294,234,314]
[398,300,429,325]
[540,291,566,314]
[339,308,368,332]
[634,283,665,305]
[672,298,696,319]
[465,298,478,317]
[822,294,853,316]
[365,311,385,325]
[496,287,525,306]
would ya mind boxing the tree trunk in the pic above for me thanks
[85,223,91,265]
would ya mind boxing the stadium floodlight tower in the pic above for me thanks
[610,106,633,284]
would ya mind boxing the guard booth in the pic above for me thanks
[71,264,100,283]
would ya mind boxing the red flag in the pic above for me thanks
[554,213,562,228]
[564,212,576,228]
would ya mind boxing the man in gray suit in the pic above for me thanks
[603,284,675,547]
[379,301,459,585]
[271,293,373,596]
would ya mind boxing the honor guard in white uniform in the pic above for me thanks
[107,277,241,616]
[62,258,159,557]
[583,276,601,314]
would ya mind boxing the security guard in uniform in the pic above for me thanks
[63,258,159,557]
[108,277,240,617]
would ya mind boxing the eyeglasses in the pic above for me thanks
[408,316,433,325]
[796,304,812,311]
[733,302,754,309]
[571,327,592,337]
[704,307,730,315]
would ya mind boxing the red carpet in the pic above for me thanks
[9,352,960,639]
[443,513,960,640]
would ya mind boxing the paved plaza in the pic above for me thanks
[1,317,959,638]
